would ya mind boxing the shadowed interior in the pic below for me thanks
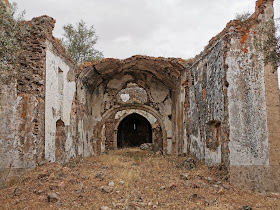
[117,113,152,148]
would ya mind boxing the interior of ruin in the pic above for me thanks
[0,0,280,193]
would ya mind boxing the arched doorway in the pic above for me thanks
[117,113,152,148]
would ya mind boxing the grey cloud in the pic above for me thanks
[11,0,280,59]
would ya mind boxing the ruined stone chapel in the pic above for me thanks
[1,0,280,192]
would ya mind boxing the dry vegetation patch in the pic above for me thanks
[0,148,279,209]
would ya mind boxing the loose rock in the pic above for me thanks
[101,186,110,193]
[95,171,104,179]
[168,183,176,190]
[13,187,24,196]
[180,173,191,180]
[160,186,166,190]
[217,187,225,194]
[140,143,153,150]
[242,206,252,210]
[108,181,114,187]
[47,193,59,202]
[180,158,196,170]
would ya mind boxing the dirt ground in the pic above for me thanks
[0,148,279,210]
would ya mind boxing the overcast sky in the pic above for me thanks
[10,0,280,60]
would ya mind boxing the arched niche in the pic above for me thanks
[117,113,152,148]
[100,105,167,153]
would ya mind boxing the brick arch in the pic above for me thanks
[100,105,167,153]
[79,55,186,91]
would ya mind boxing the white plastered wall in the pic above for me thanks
[45,41,76,162]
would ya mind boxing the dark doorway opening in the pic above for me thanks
[117,113,152,148]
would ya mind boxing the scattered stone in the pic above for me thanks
[155,150,162,155]
[13,187,24,196]
[189,193,205,201]
[212,185,219,189]
[204,199,211,206]
[80,182,85,191]
[108,180,114,187]
[101,186,110,193]
[95,171,104,179]
[56,201,63,207]
[50,184,59,190]
[183,182,191,187]
[168,183,176,190]
[115,203,124,208]
[270,193,280,199]
[38,173,49,179]
[33,189,43,195]
[191,183,200,189]
[119,180,124,185]
[205,177,215,184]
[180,173,191,180]
[58,181,65,189]
[102,166,109,170]
[56,172,66,179]
[180,158,196,170]
[160,186,166,190]
[148,202,153,206]
[78,194,86,199]
[38,161,46,166]
[200,183,209,188]
[140,143,153,150]
[222,184,231,190]
[217,187,225,194]
[242,205,252,210]
[47,193,59,202]
[74,189,81,194]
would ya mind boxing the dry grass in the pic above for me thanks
[0,148,279,210]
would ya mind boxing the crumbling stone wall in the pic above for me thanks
[183,40,229,166]
[0,15,77,185]
[0,16,51,184]
[182,0,280,192]
[227,0,280,192]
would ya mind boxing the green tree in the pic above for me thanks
[62,20,104,64]
[260,18,280,70]
[0,1,27,67]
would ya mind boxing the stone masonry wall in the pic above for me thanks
[0,15,77,186]
[184,40,229,166]
[183,0,280,192]
[0,16,52,185]
[227,0,280,192]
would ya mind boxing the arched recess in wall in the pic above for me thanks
[117,113,152,148]
[55,119,66,163]
[100,105,166,153]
